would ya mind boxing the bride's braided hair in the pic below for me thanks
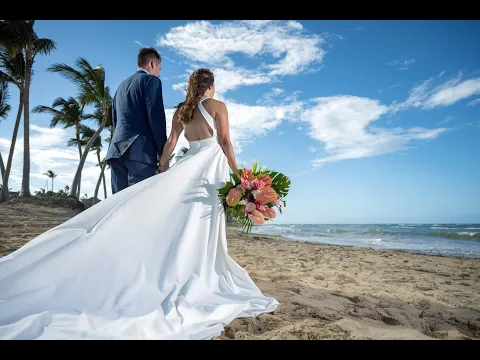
[176,68,214,124]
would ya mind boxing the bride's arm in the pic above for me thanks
[158,111,183,172]
[215,101,238,174]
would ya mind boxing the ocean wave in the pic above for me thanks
[325,228,480,241]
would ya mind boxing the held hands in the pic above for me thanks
[157,156,169,173]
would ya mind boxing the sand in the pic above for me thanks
[1,200,479,340]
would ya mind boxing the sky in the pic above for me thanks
[0,20,479,224]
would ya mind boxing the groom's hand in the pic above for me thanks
[158,162,169,173]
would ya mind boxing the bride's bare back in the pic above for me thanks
[160,96,238,174]
[183,98,216,142]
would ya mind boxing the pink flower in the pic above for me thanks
[257,175,272,186]
[226,187,242,206]
[262,208,276,219]
[255,201,267,211]
[273,197,281,206]
[248,209,265,225]
[255,186,278,205]
[241,168,255,182]
[253,179,265,190]
[244,202,256,213]
[241,178,252,190]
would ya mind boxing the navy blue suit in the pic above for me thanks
[106,70,167,194]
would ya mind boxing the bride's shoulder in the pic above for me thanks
[203,98,227,114]
[207,98,227,111]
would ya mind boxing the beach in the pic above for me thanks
[1,200,479,340]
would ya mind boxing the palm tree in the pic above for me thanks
[33,96,87,195]
[0,20,56,198]
[43,170,57,192]
[0,78,10,119]
[48,57,111,200]
[0,154,4,186]
[94,159,109,202]
[0,78,11,183]
[0,48,25,202]
[93,159,108,205]
[83,98,113,200]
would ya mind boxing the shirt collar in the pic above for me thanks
[137,68,150,74]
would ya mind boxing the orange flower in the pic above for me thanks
[241,168,256,182]
[248,209,265,225]
[226,187,242,206]
[257,174,272,186]
[262,207,276,219]
[255,186,278,205]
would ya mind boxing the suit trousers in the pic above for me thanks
[109,157,157,194]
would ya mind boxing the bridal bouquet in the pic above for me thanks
[218,160,291,233]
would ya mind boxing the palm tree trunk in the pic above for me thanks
[0,94,23,202]
[68,114,107,199]
[19,52,32,198]
[93,161,106,205]
[96,151,107,199]
[0,153,5,185]
[102,167,107,199]
[76,122,82,197]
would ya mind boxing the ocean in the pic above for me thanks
[252,223,480,258]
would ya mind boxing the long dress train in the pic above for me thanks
[0,97,279,340]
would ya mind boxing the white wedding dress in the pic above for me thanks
[0,97,279,340]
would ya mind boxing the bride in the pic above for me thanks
[0,68,279,340]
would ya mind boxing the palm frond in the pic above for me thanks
[47,62,97,103]
[0,79,11,121]
[32,104,61,116]
[0,21,26,53]
[33,38,56,56]
[79,124,102,151]
[0,50,25,87]
[33,96,84,129]
[51,96,69,108]
[67,137,85,148]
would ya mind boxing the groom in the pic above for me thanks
[106,47,167,194]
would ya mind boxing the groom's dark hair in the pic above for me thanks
[138,47,161,67]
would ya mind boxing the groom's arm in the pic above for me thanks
[144,77,168,158]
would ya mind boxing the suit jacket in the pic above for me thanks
[106,70,167,166]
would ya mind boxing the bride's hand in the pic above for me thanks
[158,162,169,173]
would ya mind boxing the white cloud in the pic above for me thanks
[157,20,327,78]
[163,99,302,156]
[438,116,454,125]
[134,40,148,47]
[212,68,272,94]
[423,78,480,108]
[257,87,285,105]
[308,146,317,153]
[297,96,446,166]
[378,83,399,93]
[172,67,273,96]
[281,90,302,103]
[223,99,303,153]
[394,72,480,111]
[172,82,186,95]
[0,125,111,199]
[467,98,480,107]
[388,57,415,70]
